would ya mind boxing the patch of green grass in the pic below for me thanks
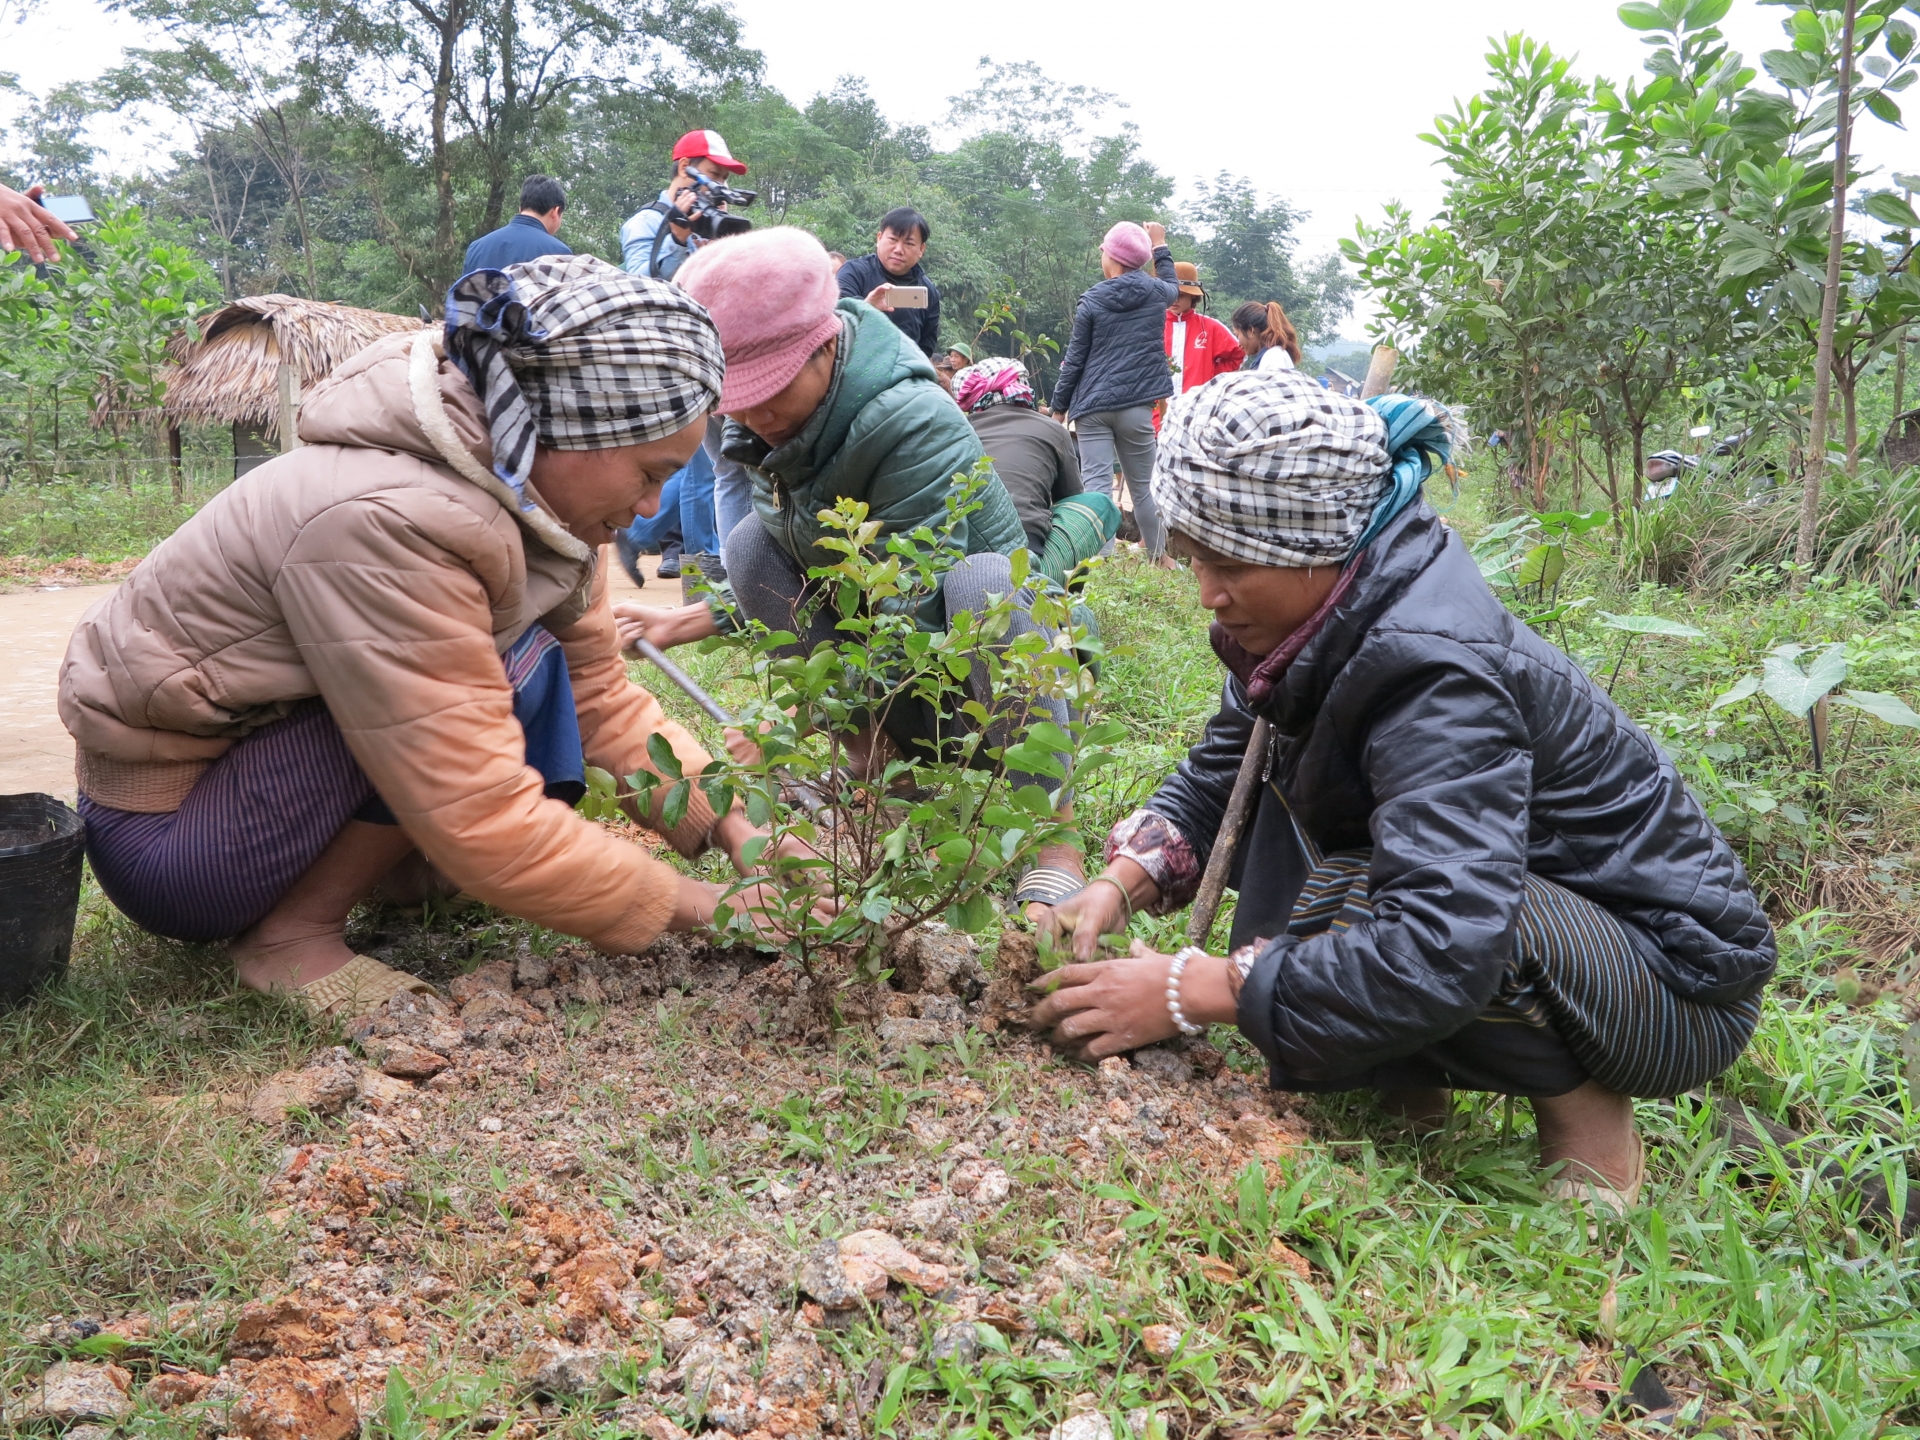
[0,471,227,561]
[0,874,318,1388]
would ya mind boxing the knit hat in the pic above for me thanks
[1101,222,1153,271]
[676,228,843,411]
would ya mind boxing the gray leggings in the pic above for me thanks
[1075,404,1165,557]
[721,521,1070,789]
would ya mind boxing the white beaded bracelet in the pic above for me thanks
[1166,946,1206,1037]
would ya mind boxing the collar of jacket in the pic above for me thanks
[721,300,935,489]
[509,213,547,230]
[406,329,592,566]
[1228,503,1449,734]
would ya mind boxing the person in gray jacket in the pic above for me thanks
[1049,220,1179,561]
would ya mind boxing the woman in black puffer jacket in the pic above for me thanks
[1049,220,1180,561]
[1031,370,1775,1212]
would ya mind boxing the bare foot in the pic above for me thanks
[231,921,358,995]
[1532,1080,1639,1191]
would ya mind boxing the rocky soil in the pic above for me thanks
[7,923,1312,1439]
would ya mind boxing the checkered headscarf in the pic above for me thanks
[444,254,723,517]
[1151,369,1394,567]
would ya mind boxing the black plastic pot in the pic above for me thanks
[0,793,86,1005]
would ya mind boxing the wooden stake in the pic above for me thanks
[1361,346,1399,400]
[1186,718,1270,947]
[277,363,303,453]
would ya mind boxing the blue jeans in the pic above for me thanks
[616,446,720,583]
[707,414,755,551]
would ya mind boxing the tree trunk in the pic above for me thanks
[426,0,466,293]
[1842,368,1859,475]
[168,424,184,503]
[1630,421,1647,512]
[1796,0,1858,580]
[1603,436,1622,539]
[1898,325,1909,417]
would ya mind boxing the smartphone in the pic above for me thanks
[39,195,96,225]
[884,285,928,309]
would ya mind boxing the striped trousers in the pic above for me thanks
[1292,852,1762,1099]
[81,627,581,944]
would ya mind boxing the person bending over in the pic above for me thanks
[1049,221,1180,562]
[1030,369,1775,1210]
[612,228,1086,890]
[61,256,820,1021]
[836,207,942,360]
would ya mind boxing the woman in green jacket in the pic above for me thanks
[614,229,1074,828]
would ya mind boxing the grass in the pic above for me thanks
[10,524,1920,1433]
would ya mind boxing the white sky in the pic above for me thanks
[8,0,1920,339]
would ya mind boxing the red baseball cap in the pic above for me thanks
[672,129,747,176]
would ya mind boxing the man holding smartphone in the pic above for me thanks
[836,207,941,358]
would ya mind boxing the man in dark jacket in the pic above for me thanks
[1049,221,1180,560]
[462,176,573,274]
[1030,370,1774,1211]
[837,207,941,358]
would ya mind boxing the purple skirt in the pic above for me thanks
[82,628,585,943]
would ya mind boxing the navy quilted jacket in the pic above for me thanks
[1050,247,1179,419]
[1145,503,1776,1089]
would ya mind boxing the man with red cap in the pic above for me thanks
[619,128,749,282]
[1163,262,1244,398]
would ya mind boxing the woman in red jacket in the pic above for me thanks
[1163,263,1244,396]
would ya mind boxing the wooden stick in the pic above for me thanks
[1186,717,1270,945]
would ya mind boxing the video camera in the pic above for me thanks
[682,171,755,240]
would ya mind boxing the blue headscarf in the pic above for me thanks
[1353,392,1452,555]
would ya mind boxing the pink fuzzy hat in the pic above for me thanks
[1101,222,1152,270]
[676,228,843,411]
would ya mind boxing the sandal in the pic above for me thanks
[1545,1130,1645,1214]
[293,955,440,1023]
[1010,865,1087,908]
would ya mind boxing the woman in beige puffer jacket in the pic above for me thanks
[59,256,799,1018]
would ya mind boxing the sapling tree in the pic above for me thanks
[600,464,1118,985]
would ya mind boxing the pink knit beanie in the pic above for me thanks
[1100,222,1153,271]
[675,228,843,411]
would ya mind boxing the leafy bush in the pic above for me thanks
[599,468,1115,981]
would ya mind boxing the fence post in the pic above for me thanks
[1361,346,1399,400]
[277,364,303,453]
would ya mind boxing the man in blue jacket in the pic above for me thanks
[462,176,572,274]
[836,207,942,358]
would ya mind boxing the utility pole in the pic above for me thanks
[1795,0,1858,581]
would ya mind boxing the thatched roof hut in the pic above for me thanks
[162,295,423,446]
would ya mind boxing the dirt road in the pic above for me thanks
[0,555,669,803]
